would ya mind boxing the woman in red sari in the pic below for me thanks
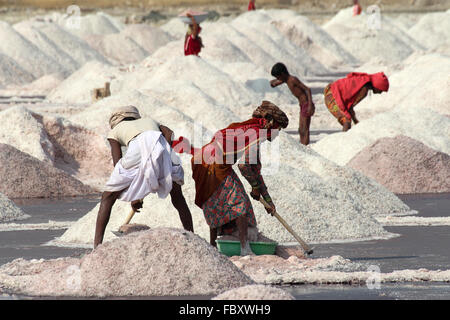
[173,101,289,255]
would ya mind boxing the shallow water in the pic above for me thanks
[0,193,449,299]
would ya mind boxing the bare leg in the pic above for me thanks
[299,116,311,145]
[94,190,122,248]
[210,227,217,247]
[170,182,194,232]
[236,216,254,256]
[343,121,352,132]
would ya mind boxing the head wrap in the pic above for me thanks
[252,100,289,129]
[109,105,141,129]
[369,72,389,92]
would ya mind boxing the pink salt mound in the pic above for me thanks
[212,284,295,300]
[0,228,253,297]
[348,135,450,194]
[40,116,112,190]
[0,143,95,198]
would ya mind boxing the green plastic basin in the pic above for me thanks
[216,240,277,257]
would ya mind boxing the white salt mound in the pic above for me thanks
[213,284,295,300]
[46,61,121,104]
[83,33,149,65]
[64,12,124,37]
[0,228,254,297]
[0,53,35,86]
[0,21,65,78]
[348,135,450,194]
[0,193,29,222]
[407,11,450,50]
[13,21,79,75]
[0,106,54,163]
[271,14,359,68]
[323,8,423,63]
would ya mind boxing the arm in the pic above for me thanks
[270,79,283,88]
[159,124,174,145]
[348,107,359,125]
[187,13,199,38]
[170,182,194,232]
[351,85,369,108]
[108,138,122,167]
[238,145,275,215]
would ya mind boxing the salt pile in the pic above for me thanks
[63,12,124,38]
[83,33,149,65]
[0,73,64,96]
[269,13,359,68]
[46,61,121,104]
[40,115,112,190]
[323,8,423,63]
[407,11,450,50]
[213,284,295,300]
[0,193,29,222]
[14,20,109,70]
[0,106,55,163]
[0,53,35,86]
[0,21,65,79]
[348,135,450,194]
[230,255,365,284]
[0,228,254,297]
[0,106,111,192]
[0,143,94,198]
[13,21,80,75]
[312,106,450,166]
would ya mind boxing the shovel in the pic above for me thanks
[259,198,313,255]
[111,199,142,237]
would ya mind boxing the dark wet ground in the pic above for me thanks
[1,193,449,300]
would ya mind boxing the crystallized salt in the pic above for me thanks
[407,11,450,50]
[348,135,450,194]
[212,284,295,300]
[0,21,65,78]
[0,143,94,198]
[0,192,30,222]
[0,228,254,297]
[323,7,423,63]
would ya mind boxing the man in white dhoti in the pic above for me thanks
[93,106,194,248]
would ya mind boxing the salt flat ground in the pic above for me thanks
[0,193,449,300]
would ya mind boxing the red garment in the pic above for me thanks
[248,1,256,11]
[353,4,362,16]
[184,34,202,56]
[172,118,270,207]
[330,72,389,117]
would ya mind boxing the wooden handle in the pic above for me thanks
[122,199,143,225]
[259,198,312,254]
[123,209,136,225]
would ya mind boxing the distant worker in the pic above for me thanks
[353,0,362,16]
[323,72,389,132]
[248,0,256,11]
[184,13,204,56]
[270,62,315,146]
